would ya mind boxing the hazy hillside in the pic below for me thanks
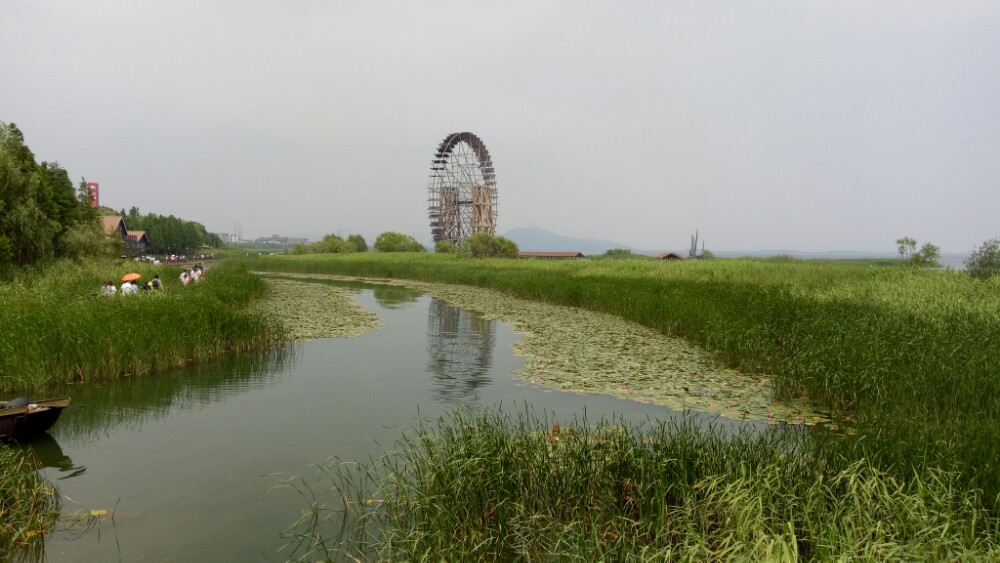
[502,227,639,255]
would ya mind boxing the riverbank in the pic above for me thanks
[0,259,285,560]
[0,259,283,391]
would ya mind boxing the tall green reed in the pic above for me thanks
[281,409,999,561]
[0,259,283,391]
[0,446,59,561]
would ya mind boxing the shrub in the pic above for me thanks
[374,232,426,252]
[313,234,355,254]
[435,240,456,254]
[967,237,1000,279]
[458,232,519,258]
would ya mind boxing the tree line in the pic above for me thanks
[117,206,222,254]
[0,120,224,267]
[0,122,108,266]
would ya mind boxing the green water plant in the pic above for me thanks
[0,447,59,560]
[280,409,1000,561]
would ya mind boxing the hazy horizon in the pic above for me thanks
[2,2,997,253]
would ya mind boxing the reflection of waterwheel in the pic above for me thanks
[426,298,495,404]
[427,132,497,245]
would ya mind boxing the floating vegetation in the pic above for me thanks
[265,273,826,424]
[256,277,381,341]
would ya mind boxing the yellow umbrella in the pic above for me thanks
[121,273,142,282]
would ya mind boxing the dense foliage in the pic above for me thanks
[434,240,456,253]
[458,232,519,258]
[291,233,364,255]
[373,231,426,252]
[116,206,222,253]
[347,234,367,252]
[967,237,1000,279]
[0,122,105,267]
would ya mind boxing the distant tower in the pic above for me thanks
[427,132,498,245]
[86,182,99,207]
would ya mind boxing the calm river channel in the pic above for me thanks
[33,279,739,561]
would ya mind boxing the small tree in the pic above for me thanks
[896,237,917,260]
[313,234,355,254]
[912,242,940,267]
[374,232,426,252]
[347,234,367,252]
[967,237,1000,280]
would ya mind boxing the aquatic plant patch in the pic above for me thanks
[256,277,381,341]
[264,273,826,424]
[281,410,1000,561]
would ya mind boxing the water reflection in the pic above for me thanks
[372,284,422,309]
[427,298,496,404]
[45,347,298,442]
[23,433,85,480]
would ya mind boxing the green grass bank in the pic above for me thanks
[0,259,283,392]
[0,258,284,559]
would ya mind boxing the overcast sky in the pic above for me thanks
[2,1,997,252]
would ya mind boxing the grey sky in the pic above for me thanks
[2,1,998,252]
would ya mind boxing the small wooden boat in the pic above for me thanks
[0,397,71,440]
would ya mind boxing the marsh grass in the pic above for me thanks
[0,446,59,561]
[281,409,999,561]
[242,254,1000,508]
[0,259,283,391]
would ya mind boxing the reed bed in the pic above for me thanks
[0,447,59,561]
[282,409,999,561]
[0,259,284,391]
[242,254,1000,512]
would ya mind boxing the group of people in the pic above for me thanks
[102,275,163,296]
[178,263,206,286]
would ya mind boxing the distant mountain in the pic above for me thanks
[502,227,638,255]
